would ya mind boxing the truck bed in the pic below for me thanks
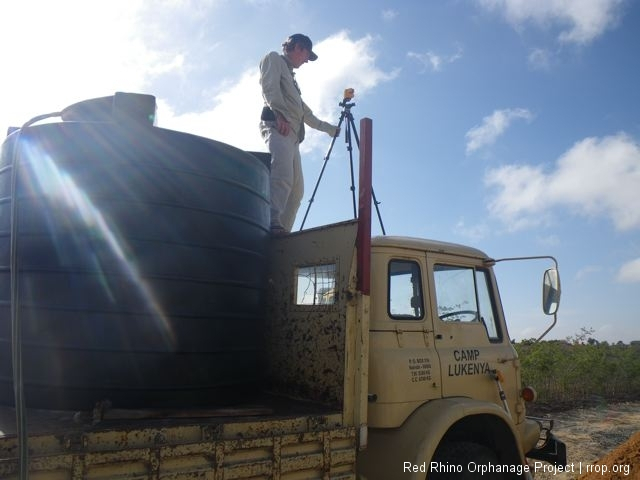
[0,221,365,479]
[0,395,356,479]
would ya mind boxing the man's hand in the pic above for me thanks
[276,113,290,136]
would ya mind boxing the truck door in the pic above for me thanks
[426,253,520,420]
[367,250,442,428]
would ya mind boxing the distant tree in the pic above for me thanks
[515,327,640,405]
[566,326,595,345]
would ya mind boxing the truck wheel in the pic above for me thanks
[429,441,505,479]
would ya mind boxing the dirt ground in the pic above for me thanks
[532,401,640,480]
[578,431,640,480]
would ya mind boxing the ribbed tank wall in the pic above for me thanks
[0,122,270,409]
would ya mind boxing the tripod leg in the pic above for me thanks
[350,115,360,149]
[299,112,346,230]
[345,113,358,219]
[372,189,386,235]
[347,114,386,235]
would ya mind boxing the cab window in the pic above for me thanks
[434,264,501,341]
[388,260,424,320]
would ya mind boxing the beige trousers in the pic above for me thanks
[260,121,303,232]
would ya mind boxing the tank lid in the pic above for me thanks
[61,92,157,126]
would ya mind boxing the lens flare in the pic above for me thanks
[18,138,176,349]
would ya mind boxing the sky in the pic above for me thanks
[2,0,639,343]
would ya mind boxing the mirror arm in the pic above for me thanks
[486,255,560,343]
[487,255,558,269]
[536,313,557,342]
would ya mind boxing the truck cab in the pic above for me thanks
[359,236,564,478]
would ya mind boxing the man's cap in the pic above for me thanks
[283,33,318,61]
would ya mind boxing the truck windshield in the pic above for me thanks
[434,264,501,341]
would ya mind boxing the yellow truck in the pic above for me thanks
[0,93,565,479]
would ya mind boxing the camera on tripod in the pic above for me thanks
[340,88,355,108]
[300,88,386,234]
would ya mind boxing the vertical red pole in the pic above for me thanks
[357,118,372,295]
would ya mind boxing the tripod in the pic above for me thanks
[299,96,386,234]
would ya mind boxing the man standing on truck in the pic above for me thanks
[259,33,339,235]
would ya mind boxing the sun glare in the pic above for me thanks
[19,137,176,348]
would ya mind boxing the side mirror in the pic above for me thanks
[542,268,561,315]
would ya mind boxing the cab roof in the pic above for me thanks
[371,235,490,261]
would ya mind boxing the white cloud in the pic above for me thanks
[485,164,550,230]
[158,31,399,153]
[465,108,533,154]
[407,46,463,73]
[617,258,640,283]
[536,234,560,247]
[454,219,490,242]
[297,32,399,120]
[0,0,182,132]
[548,134,640,230]
[476,0,625,44]
[382,9,398,21]
[295,32,400,152]
[486,133,640,231]
[575,265,602,281]
[157,69,265,151]
[528,48,553,70]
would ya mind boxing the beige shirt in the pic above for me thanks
[259,51,337,143]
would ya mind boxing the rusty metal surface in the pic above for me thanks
[0,412,356,479]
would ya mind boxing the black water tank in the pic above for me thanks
[0,121,270,410]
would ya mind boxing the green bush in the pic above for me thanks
[514,333,640,406]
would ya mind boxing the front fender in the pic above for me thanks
[357,397,524,480]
